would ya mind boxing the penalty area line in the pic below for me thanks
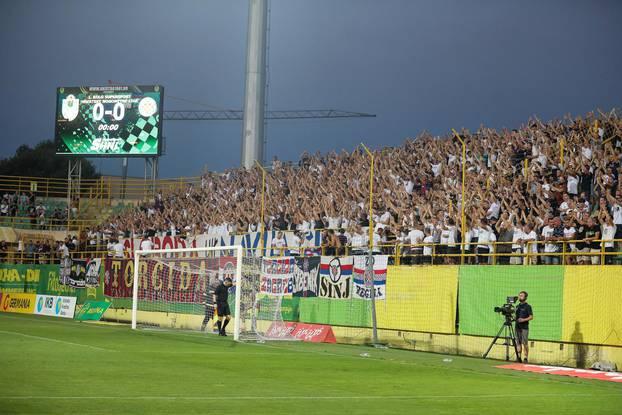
[0,330,113,352]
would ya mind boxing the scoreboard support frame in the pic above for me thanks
[67,159,82,220]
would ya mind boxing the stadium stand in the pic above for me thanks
[100,111,622,264]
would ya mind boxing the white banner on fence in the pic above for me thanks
[122,230,322,258]
[34,295,77,319]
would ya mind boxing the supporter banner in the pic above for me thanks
[266,322,336,343]
[34,294,77,318]
[104,258,133,298]
[122,230,322,258]
[298,297,370,327]
[376,266,458,334]
[293,257,319,297]
[260,257,294,296]
[74,300,111,321]
[1,292,36,314]
[218,257,237,281]
[562,266,622,347]
[458,266,564,341]
[318,256,353,300]
[0,264,46,293]
[352,255,387,300]
[60,258,101,288]
[497,364,622,383]
[104,257,215,303]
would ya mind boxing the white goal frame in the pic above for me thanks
[131,245,243,341]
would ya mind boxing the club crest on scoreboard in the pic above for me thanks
[61,94,80,121]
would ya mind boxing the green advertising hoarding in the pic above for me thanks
[0,263,104,305]
[75,300,111,321]
[458,266,564,341]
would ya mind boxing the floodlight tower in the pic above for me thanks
[241,0,268,169]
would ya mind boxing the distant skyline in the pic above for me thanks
[1,0,621,177]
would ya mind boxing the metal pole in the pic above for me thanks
[241,0,268,168]
[361,143,374,251]
[452,130,466,265]
[255,161,267,257]
[360,143,378,345]
[233,245,243,341]
[131,250,140,329]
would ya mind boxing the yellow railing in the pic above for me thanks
[0,174,204,204]
[1,249,111,265]
[258,239,622,265]
[1,239,620,265]
[0,216,101,232]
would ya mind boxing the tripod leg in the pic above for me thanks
[508,325,521,362]
[505,325,510,361]
[483,321,508,359]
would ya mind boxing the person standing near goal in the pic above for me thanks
[213,277,233,336]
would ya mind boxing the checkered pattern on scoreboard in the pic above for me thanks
[120,115,160,154]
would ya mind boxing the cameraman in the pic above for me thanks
[515,291,533,363]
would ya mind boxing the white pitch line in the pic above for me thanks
[0,330,112,352]
[135,351,301,355]
[0,393,618,401]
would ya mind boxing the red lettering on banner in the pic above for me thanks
[104,257,231,303]
[496,363,622,383]
[266,322,336,343]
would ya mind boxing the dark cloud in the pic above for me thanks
[1,0,620,177]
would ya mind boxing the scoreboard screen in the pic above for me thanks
[55,85,163,156]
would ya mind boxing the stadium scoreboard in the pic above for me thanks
[55,85,163,156]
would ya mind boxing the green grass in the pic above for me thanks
[0,313,620,414]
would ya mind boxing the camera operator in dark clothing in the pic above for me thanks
[515,291,533,363]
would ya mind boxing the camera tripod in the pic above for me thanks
[483,314,521,361]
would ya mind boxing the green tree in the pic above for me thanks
[0,140,99,179]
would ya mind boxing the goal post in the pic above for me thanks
[130,245,298,342]
[131,245,243,333]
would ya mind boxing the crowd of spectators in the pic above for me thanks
[86,111,622,264]
[0,191,68,229]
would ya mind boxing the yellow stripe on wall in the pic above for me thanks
[376,266,458,334]
[562,266,622,347]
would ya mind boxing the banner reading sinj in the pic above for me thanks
[318,256,353,300]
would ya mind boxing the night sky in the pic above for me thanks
[1,0,621,177]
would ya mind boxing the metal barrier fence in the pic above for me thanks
[3,239,620,265]
[0,216,101,232]
[0,174,203,205]
[263,239,622,265]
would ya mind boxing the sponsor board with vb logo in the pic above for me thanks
[34,295,77,319]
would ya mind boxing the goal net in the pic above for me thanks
[235,256,300,342]
[131,246,298,341]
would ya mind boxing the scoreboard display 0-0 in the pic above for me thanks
[55,85,163,156]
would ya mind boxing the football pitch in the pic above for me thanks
[0,314,620,414]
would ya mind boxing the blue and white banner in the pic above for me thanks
[352,255,387,300]
[318,256,353,299]
[260,257,295,296]
[34,295,77,319]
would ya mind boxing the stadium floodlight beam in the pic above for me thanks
[241,0,269,169]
